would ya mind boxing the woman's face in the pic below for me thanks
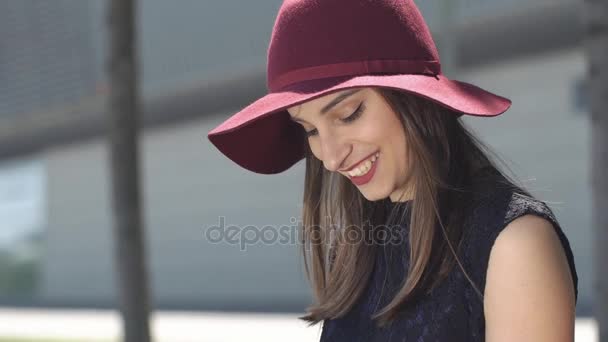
[287,87,413,202]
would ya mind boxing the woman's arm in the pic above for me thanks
[484,214,576,342]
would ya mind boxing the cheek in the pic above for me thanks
[360,111,402,147]
[377,114,408,170]
[351,115,387,144]
[390,129,408,168]
[308,140,323,160]
[393,136,411,184]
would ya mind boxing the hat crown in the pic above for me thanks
[267,0,441,92]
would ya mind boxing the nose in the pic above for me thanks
[319,131,350,172]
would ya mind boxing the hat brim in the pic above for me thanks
[207,73,511,174]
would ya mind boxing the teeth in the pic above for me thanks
[348,153,379,177]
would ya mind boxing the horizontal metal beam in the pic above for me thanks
[0,0,583,159]
[455,0,583,68]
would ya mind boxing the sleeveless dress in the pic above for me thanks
[319,180,579,341]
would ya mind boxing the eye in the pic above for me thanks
[305,128,318,138]
[340,102,365,123]
[303,102,365,138]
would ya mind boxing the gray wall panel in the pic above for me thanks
[42,113,311,311]
[459,48,590,313]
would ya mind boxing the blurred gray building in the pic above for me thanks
[0,0,592,315]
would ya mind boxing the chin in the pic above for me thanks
[357,184,391,202]
[359,192,382,202]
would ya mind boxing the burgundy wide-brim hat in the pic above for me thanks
[208,0,511,174]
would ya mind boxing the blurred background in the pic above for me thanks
[0,0,597,341]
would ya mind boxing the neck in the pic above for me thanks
[389,186,415,203]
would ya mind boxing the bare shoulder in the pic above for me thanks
[483,214,576,342]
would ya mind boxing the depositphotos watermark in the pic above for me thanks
[203,216,408,251]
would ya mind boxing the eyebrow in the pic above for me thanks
[290,88,362,123]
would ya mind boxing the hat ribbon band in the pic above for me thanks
[268,59,441,92]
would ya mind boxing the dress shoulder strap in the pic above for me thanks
[460,184,579,304]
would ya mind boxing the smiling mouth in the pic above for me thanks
[346,152,379,178]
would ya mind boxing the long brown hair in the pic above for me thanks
[297,87,528,327]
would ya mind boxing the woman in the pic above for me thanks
[208,0,578,340]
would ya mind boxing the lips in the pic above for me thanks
[347,152,379,186]
[345,152,379,177]
[342,151,378,172]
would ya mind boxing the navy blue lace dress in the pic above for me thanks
[319,181,579,341]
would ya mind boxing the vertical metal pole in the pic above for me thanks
[585,0,608,340]
[437,0,458,74]
[106,0,152,341]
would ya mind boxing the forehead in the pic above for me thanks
[286,87,369,116]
